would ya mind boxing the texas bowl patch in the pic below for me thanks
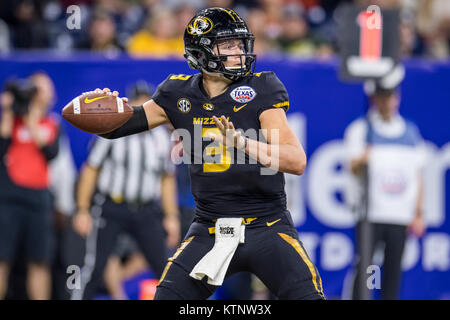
[230,86,256,103]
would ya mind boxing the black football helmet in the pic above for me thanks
[184,7,256,80]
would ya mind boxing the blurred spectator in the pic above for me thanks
[115,1,151,47]
[205,0,234,8]
[174,5,199,38]
[94,0,125,14]
[59,0,93,6]
[277,3,332,58]
[8,0,50,49]
[354,0,402,9]
[77,9,124,54]
[0,72,60,300]
[278,4,315,56]
[0,19,10,53]
[260,0,284,40]
[245,8,281,57]
[127,7,184,58]
[234,0,259,10]
[344,72,427,300]
[70,81,179,300]
[416,0,450,59]
[399,12,426,57]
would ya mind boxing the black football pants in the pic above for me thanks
[155,210,325,300]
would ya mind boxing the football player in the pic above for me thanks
[89,7,324,300]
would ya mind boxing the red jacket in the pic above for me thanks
[6,116,59,189]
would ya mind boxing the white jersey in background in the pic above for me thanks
[344,110,427,225]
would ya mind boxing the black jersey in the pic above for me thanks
[152,71,290,220]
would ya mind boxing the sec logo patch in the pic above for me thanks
[177,98,191,113]
[230,86,256,103]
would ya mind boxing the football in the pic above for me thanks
[62,91,133,134]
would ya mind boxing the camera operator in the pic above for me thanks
[0,72,60,300]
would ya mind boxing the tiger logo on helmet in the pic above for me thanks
[187,16,213,36]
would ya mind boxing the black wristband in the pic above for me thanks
[100,105,149,139]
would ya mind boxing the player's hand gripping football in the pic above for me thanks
[210,115,246,150]
[92,87,128,103]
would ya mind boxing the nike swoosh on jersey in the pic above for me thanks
[266,219,281,227]
[233,103,248,112]
[84,96,108,104]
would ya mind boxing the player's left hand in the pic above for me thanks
[210,115,246,149]
[93,88,129,104]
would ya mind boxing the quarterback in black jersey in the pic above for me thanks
[93,7,324,300]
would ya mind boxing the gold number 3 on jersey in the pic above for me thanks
[202,128,231,173]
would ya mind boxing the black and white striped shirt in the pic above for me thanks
[87,127,174,203]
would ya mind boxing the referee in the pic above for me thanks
[71,81,180,300]
[344,78,426,300]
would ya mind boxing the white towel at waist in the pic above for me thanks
[189,217,245,286]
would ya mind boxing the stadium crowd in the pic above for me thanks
[0,0,449,59]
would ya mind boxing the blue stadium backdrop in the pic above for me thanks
[0,53,449,299]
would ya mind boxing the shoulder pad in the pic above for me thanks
[155,74,194,95]
[251,71,290,115]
